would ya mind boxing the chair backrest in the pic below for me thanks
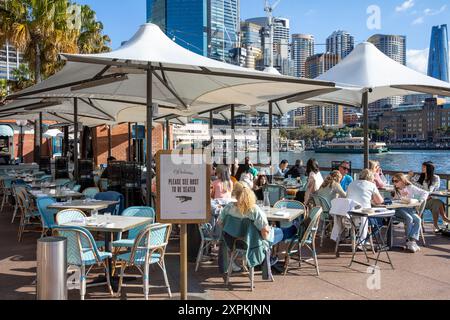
[82,187,100,199]
[121,207,155,239]
[274,200,306,210]
[263,184,286,206]
[313,195,332,220]
[36,197,57,229]
[300,207,323,245]
[130,223,172,264]
[94,191,124,215]
[72,185,81,192]
[39,175,52,183]
[62,181,76,189]
[53,226,100,266]
[222,215,252,251]
[56,209,86,225]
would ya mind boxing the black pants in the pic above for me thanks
[295,191,305,203]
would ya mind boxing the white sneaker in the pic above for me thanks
[406,241,418,253]
[411,241,421,252]
[232,261,242,272]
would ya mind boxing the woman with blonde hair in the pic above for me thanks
[316,170,346,205]
[218,182,298,245]
[392,173,428,253]
[211,165,233,199]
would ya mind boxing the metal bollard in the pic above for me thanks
[36,237,67,300]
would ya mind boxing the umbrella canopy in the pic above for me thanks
[6,23,337,113]
[43,128,63,138]
[291,42,450,106]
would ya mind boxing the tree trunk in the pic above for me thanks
[35,42,42,83]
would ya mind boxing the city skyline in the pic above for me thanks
[76,0,450,75]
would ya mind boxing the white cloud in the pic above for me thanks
[407,48,429,74]
[396,0,415,12]
[424,5,447,16]
[412,17,424,25]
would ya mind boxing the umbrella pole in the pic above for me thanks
[107,125,112,158]
[269,102,273,166]
[363,90,370,168]
[231,104,235,166]
[63,126,69,158]
[146,66,153,207]
[165,118,170,150]
[74,98,79,182]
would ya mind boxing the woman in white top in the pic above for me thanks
[304,158,324,205]
[408,161,450,232]
[392,173,429,253]
[346,169,385,245]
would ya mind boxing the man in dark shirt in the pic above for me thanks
[285,160,306,178]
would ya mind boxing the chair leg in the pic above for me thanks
[143,264,150,300]
[1,193,6,212]
[104,260,114,297]
[116,262,126,298]
[80,265,86,300]
[225,251,236,286]
[160,259,172,298]
[195,240,205,272]
[11,203,18,224]
[249,267,254,292]
[312,242,320,277]
[335,233,341,258]
[421,220,426,247]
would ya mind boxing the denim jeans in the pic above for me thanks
[395,207,421,241]
[272,225,297,245]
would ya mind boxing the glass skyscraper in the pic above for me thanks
[291,34,314,78]
[428,25,449,82]
[146,0,239,64]
[326,30,354,59]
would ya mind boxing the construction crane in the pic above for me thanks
[264,0,282,68]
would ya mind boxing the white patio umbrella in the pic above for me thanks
[288,42,450,166]
[43,128,63,138]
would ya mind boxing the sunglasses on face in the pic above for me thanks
[392,179,399,183]
[341,167,350,171]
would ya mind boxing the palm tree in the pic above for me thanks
[0,1,110,85]
[11,63,33,90]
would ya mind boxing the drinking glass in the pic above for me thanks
[92,210,98,221]
[104,212,111,224]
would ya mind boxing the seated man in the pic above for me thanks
[274,160,289,177]
[338,161,353,192]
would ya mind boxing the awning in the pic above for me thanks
[0,125,14,137]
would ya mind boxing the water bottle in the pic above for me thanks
[263,191,271,212]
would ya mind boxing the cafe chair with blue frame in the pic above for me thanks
[112,207,155,250]
[195,223,221,272]
[94,191,124,216]
[52,226,114,300]
[36,196,58,237]
[115,223,172,300]
[283,207,322,276]
[312,195,333,247]
[82,187,100,199]
[16,187,41,242]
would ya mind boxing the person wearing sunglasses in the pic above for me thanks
[338,161,353,192]
[392,173,429,253]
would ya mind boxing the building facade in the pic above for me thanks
[368,34,407,109]
[0,43,24,80]
[378,98,450,142]
[428,24,449,82]
[326,30,354,59]
[305,53,340,79]
[291,34,314,78]
[147,0,240,64]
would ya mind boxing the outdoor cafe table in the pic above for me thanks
[265,208,305,224]
[347,208,396,270]
[60,215,154,289]
[29,182,57,189]
[47,199,119,215]
[29,189,84,200]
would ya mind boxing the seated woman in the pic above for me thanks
[346,169,384,246]
[235,157,258,181]
[392,173,429,253]
[218,182,298,249]
[253,174,269,201]
[239,170,255,189]
[316,170,346,205]
[369,160,386,189]
[211,165,233,200]
[408,161,450,232]
[302,158,324,205]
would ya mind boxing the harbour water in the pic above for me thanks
[280,150,450,174]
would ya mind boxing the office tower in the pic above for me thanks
[147,0,240,64]
[305,53,340,79]
[245,17,294,75]
[239,21,263,69]
[0,43,23,80]
[368,34,407,111]
[326,30,354,59]
[428,25,449,82]
[291,34,314,78]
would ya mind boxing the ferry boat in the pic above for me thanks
[315,135,389,154]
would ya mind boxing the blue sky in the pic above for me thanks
[76,0,450,73]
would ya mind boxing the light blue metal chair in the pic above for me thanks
[312,195,333,247]
[55,179,71,187]
[72,185,81,192]
[56,209,105,248]
[62,180,76,190]
[1,177,13,212]
[195,223,220,272]
[15,187,41,242]
[274,200,307,228]
[36,197,58,237]
[94,191,124,216]
[112,207,155,249]
[115,223,172,300]
[82,187,100,199]
[53,225,114,300]
[39,175,52,183]
[283,207,323,276]
[263,184,287,206]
